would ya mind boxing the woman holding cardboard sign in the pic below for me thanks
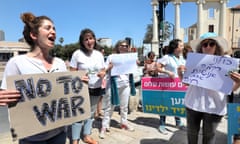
[1,13,67,144]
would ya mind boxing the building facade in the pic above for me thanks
[97,38,112,48]
[151,0,240,56]
[0,41,30,71]
[187,4,240,56]
[228,5,240,55]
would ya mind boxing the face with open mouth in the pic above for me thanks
[82,33,95,51]
[37,20,56,49]
[48,35,55,44]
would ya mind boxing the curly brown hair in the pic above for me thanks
[21,12,53,51]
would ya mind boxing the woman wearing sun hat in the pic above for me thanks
[177,32,240,144]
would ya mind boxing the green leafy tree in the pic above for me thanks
[62,43,79,61]
[103,45,113,56]
[52,41,143,62]
[51,42,79,61]
[143,24,153,44]
[50,44,62,57]
[162,21,174,40]
[143,21,173,43]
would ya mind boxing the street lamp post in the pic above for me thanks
[158,0,168,58]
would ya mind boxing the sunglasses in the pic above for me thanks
[201,41,216,48]
[120,45,129,48]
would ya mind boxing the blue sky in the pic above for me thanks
[0,0,239,47]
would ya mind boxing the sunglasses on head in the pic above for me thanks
[201,40,216,48]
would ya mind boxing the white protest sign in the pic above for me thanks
[110,53,138,76]
[6,71,90,141]
[182,53,239,94]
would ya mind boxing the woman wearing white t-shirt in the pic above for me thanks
[70,28,105,144]
[1,12,67,144]
[156,39,186,134]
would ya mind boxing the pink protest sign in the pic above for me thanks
[141,77,188,92]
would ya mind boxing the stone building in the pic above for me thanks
[0,41,30,71]
[188,3,240,56]
[151,0,240,56]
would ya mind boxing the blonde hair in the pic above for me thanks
[114,40,129,53]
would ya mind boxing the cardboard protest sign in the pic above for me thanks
[141,77,187,117]
[6,71,91,141]
[182,53,239,94]
[0,107,12,143]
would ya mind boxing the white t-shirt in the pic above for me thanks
[70,49,105,89]
[157,54,186,77]
[1,55,67,89]
[1,54,67,141]
[185,85,227,116]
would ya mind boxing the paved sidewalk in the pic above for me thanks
[2,106,228,144]
[66,109,227,144]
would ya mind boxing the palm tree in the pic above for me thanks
[59,37,64,45]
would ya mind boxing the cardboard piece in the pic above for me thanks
[6,71,91,141]
[0,106,12,143]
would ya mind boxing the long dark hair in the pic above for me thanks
[167,39,182,54]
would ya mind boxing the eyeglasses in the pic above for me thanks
[120,45,129,48]
[202,41,216,48]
